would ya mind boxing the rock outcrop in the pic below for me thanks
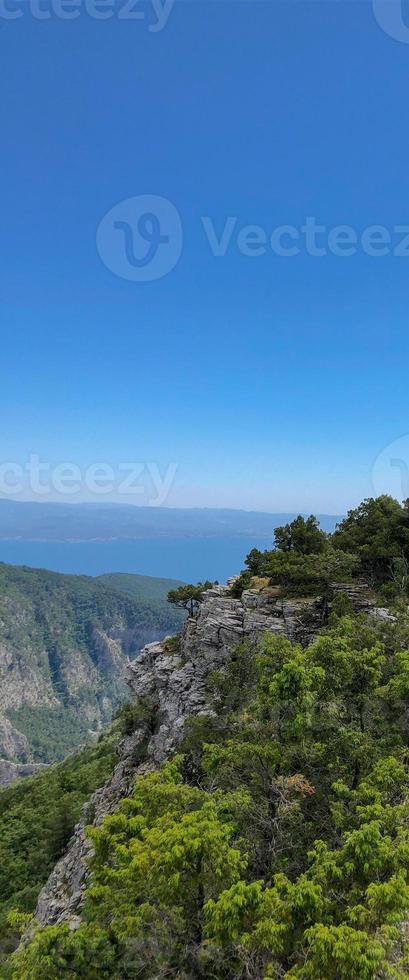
[0,759,47,786]
[33,581,376,928]
[0,717,30,764]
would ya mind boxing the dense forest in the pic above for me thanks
[3,496,409,978]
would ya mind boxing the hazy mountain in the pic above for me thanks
[0,500,341,542]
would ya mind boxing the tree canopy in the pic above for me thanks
[274,514,327,555]
[167,581,215,617]
[333,496,409,592]
[234,497,409,602]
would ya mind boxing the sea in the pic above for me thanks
[0,536,273,584]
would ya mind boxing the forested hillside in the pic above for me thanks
[98,571,185,617]
[0,719,121,962]
[4,497,409,978]
[0,563,184,767]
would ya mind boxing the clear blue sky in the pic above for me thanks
[1,0,408,513]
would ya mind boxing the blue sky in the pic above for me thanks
[1,0,409,513]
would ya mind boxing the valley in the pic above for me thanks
[0,564,185,773]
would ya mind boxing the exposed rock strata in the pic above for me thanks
[0,717,30,763]
[0,759,47,786]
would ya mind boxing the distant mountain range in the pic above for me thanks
[0,500,341,542]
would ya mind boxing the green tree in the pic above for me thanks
[333,495,409,589]
[274,515,326,556]
[245,548,265,576]
[0,725,120,963]
[167,581,214,617]
[11,762,246,979]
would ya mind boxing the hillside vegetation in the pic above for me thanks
[4,496,409,978]
[0,719,122,963]
[232,497,409,602]
[0,563,184,765]
[98,571,185,602]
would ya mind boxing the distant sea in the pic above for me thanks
[0,536,274,583]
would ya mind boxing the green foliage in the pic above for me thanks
[0,724,120,962]
[161,634,182,656]
[230,570,253,597]
[97,572,186,633]
[167,581,215,616]
[333,496,409,590]
[238,497,409,601]
[274,514,327,555]
[98,571,184,602]
[245,548,266,575]
[11,762,247,978]
[328,589,355,622]
[5,706,93,764]
[265,548,358,597]
[112,696,158,737]
[236,547,357,599]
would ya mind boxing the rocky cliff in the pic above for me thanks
[0,759,47,786]
[34,580,375,928]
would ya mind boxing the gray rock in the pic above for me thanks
[0,717,30,763]
[0,759,48,786]
[330,580,375,612]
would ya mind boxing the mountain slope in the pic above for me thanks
[97,570,184,603]
[9,581,409,979]
[6,501,409,978]
[27,576,376,930]
[0,563,184,768]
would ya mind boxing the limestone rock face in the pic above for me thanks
[0,759,47,786]
[0,718,30,763]
[330,580,376,612]
[0,638,56,713]
[126,586,327,766]
[33,580,375,928]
